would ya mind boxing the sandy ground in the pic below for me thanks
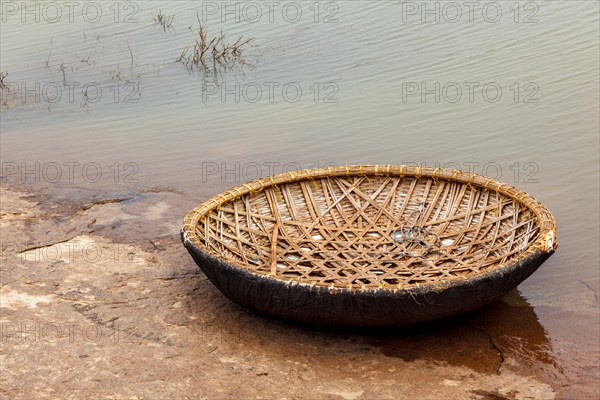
[0,185,597,399]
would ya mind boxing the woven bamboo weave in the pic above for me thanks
[183,165,557,291]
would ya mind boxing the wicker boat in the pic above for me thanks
[182,165,557,327]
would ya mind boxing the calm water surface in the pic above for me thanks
[1,0,599,388]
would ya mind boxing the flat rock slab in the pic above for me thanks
[0,186,593,399]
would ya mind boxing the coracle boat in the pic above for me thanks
[182,165,557,327]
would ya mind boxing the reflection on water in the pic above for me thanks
[1,0,598,394]
[191,286,557,377]
[370,290,556,375]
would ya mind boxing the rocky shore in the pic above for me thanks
[0,184,596,399]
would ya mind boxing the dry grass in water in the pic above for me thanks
[0,71,11,110]
[0,71,8,90]
[154,10,174,31]
[177,15,254,74]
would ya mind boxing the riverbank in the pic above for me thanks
[1,183,597,399]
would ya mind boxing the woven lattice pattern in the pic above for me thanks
[198,177,537,287]
[184,166,555,289]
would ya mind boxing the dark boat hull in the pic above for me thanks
[183,231,553,327]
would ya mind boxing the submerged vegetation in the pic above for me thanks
[0,70,8,90]
[2,10,257,112]
[0,70,11,111]
[177,14,255,77]
[154,10,174,31]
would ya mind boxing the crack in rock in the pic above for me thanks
[15,235,81,254]
[576,279,599,308]
[468,324,505,375]
[81,197,134,211]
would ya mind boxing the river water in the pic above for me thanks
[1,0,598,394]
